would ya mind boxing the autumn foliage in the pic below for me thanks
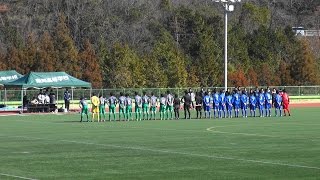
[0,2,320,88]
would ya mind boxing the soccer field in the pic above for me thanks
[0,108,319,180]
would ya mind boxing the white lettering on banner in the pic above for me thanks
[0,75,19,82]
[34,76,70,84]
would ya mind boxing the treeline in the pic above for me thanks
[0,0,319,88]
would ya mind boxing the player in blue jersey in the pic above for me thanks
[233,90,241,118]
[240,90,248,118]
[274,90,282,117]
[249,90,257,117]
[219,90,226,118]
[203,92,211,118]
[212,88,220,118]
[264,88,272,117]
[255,87,260,108]
[258,89,265,117]
[226,92,234,118]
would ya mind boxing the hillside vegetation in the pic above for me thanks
[0,0,319,88]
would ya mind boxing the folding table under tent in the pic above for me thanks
[3,71,92,113]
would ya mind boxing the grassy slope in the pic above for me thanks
[0,108,319,179]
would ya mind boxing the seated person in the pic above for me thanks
[44,94,50,104]
[38,93,45,104]
[49,90,56,104]
[30,97,39,104]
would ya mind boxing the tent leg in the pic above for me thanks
[71,88,74,111]
[20,89,23,114]
[56,88,59,107]
[4,88,6,105]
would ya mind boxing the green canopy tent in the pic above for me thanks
[4,72,92,113]
[0,70,23,85]
[0,70,23,104]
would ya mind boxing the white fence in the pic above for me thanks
[1,86,320,103]
[305,30,320,37]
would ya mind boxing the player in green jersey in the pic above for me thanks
[79,97,89,122]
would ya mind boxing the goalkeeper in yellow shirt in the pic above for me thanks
[91,93,100,122]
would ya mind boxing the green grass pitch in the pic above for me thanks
[0,108,319,180]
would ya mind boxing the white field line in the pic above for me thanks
[206,127,279,138]
[0,173,38,180]
[0,114,28,117]
[1,134,320,171]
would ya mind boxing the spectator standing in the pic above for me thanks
[195,92,203,119]
[173,94,181,119]
[64,89,71,112]
[188,88,195,109]
[181,90,191,119]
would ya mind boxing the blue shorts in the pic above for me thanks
[250,105,256,110]
[204,105,210,112]
[219,104,226,111]
[227,105,233,111]
[265,103,271,109]
[274,103,281,109]
[259,105,264,110]
[234,104,240,109]
[214,104,219,110]
[241,104,247,109]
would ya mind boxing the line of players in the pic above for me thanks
[79,88,291,122]
[79,90,190,122]
[200,87,291,119]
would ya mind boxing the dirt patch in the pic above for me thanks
[291,103,320,108]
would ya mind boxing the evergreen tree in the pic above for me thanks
[152,31,187,88]
[143,55,168,88]
[22,33,37,73]
[0,51,6,70]
[79,39,103,88]
[98,38,112,87]
[36,31,57,72]
[247,67,258,87]
[187,65,200,87]
[279,60,293,86]
[160,0,172,11]
[106,43,145,88]
[228,67,248,87]
[6,46,23,74]
[54,14,80,78]
[291,39,319,85]
[196,27,221,87]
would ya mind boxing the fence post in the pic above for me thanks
[299,86,301,96]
